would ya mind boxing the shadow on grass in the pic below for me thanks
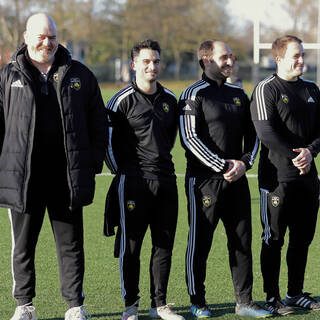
[43,297,320,319]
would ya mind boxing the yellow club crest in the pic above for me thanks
[53,72,59,82]
[202,195,212,208]
[281,94,289,104]
[70,77,81,90]
[163,102,170,113]
[233,97,241,106]
[271,196,280,207]
[127,200,136,211]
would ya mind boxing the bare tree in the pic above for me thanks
[120,0,232,78]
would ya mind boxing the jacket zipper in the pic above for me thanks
[20,71,37,213]
[56,64,74,211]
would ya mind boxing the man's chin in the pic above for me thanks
[148,77,158,83]
[222,72,231,78]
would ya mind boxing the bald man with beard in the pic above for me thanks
[0,13,106,320]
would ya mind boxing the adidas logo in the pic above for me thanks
[308,96,315,103]
[182,104,192,111]
[11,79,24,88]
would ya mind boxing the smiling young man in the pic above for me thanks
[251,35,320,316]
[104,39,184,320]
[178,39,270,318]
[0,13,107,320]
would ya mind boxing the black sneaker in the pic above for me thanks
[265,298,294,316]
[284,292,320,310]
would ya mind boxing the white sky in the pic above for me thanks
[227,0,293,30]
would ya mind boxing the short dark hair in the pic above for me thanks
[272,35,302,62]
[197,39,217,70]
[131,39,161,60]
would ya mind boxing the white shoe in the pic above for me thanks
[65,306,90,320]
[149,304,185,320]
[10,305,37,320]
[122,299,139,320]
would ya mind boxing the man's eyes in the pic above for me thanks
[143,60,160,65]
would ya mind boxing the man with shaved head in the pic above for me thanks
[0,13,106,320]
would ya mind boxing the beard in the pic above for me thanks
[212,68,229,81]
[28,45,57,64]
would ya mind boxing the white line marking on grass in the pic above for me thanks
[97,173,259,178]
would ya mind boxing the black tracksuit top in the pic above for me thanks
[250,73,320,184]
[105,80,178,180]
[178,73,258,178]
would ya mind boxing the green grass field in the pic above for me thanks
[1,82,320,319]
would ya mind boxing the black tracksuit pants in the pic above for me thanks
[185,176,253,306]
[259,177,319,299]
[116,174,178,308]
[9,171,85,308]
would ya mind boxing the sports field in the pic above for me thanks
[1,82,320,319]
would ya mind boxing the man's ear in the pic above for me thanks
[23,31,28,44]
[131,60,135,71]
[202,56,210,68]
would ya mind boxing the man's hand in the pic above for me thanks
[292,148,312,175]
[223,160,246,183]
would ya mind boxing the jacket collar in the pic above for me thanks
[131,78,165,96]
[11,43,72,72]
[202,72,226,87]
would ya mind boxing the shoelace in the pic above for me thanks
[72,306,91,319]
[158,303,176,313]
[17,306,34,319]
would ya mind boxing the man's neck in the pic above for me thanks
[32,60,53,75]
[136,78,157,94]
[277,71,298,82]
[204,71,225,86]
[27,53,54,75]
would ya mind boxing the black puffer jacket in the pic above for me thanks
[0,44,107,213]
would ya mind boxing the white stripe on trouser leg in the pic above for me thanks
[186,177,196,295]
[260,188,271,244]
[8,209,16,298]
[118,174,127,301]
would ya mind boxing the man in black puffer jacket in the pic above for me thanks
[0,13,107,320]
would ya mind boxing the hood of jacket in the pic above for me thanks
[11,43,72,73]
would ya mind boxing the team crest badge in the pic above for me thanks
[233,97,241,106]
[162,102,170,113]
[281,94,289,104]
[127,200,135,211]
[70,77,81,90]
[53,72,59,82]
[271,196,280,207]
[202,195,212,208]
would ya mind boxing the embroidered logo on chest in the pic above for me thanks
[281,94,289,104]
[233,97,241,106]
[182,104,192,111]
[11,79,23,88]
[308,96,315,103]
[70,77,81,90]
[162,102,170,113]
[53,72,59,82]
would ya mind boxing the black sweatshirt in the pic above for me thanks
[250,73,320,183]
[105,80,178,181]
[178,73,258,178]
